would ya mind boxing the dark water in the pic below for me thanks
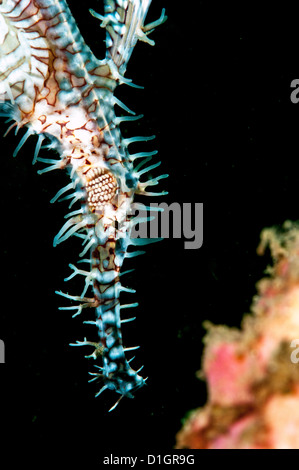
[0,0,298,461]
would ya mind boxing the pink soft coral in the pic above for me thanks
[176,221,299,449]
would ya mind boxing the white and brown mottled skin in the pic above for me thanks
[0,0,167,406]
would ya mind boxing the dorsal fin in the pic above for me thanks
[91,0,166,75]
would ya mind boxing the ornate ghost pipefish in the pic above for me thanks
[0,0,167,410]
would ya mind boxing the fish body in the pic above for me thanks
[0,0,166,407]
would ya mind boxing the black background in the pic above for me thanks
[0,0,298,460]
